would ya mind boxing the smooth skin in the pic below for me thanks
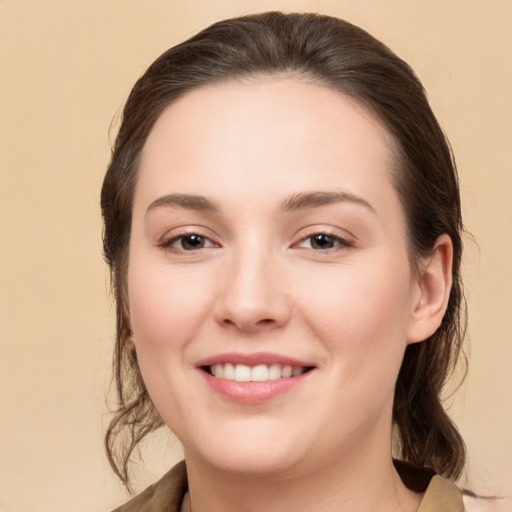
[128,78,453,512]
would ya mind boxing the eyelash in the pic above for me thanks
[159,233,217,252]
[294,232,354,251]
[159,231,353,253]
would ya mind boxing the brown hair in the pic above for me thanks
[101,11,466,489]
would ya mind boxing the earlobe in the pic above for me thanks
[407,234,453,344]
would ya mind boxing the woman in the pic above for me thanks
[101,12,467,512]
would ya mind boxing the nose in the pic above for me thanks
[213,247,291,333]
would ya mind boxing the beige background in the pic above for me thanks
[0,1,511,511]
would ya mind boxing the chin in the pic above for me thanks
[195,449,306,478]
[181,420,312,477]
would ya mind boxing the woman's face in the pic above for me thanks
[128,79,427,476]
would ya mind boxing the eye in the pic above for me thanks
[160,233,216,252]
[296,232,352,251]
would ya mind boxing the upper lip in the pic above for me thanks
[195,352,315,368]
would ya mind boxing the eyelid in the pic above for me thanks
[164,234,215,249]
[155,225,355,253]
[291,227,355,251]
[157,227,221,252]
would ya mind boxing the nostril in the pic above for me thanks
[258,319,274,324]
[222,317,275,329]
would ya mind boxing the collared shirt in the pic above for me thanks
[112,460,466,512]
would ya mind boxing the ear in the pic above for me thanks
[406,234,453,344]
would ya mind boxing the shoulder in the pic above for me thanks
[418,475,466,512]
[110,461,188,512]
[394,460,465,512]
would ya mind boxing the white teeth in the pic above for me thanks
[251,364,269,382]
[292,366,304,377]
[212,364,223,378]
[234,364,251,382]
[268,364,282,380]
[282,365,293,378]
[223,363,235,380]
[209,363,308,381]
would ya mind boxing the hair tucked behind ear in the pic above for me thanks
[101,11,466,489]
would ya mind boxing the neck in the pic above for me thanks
[183,442,421,512]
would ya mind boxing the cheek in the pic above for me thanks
[126,260,217,423]
[297,260,413,382]
[301,263,411,336]
[127,257,215,360]
[128,255,218,388]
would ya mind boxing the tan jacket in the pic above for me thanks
[112,460,465,512]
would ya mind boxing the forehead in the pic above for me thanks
[136,78,399,217]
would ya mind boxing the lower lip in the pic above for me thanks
[200,370,312,404]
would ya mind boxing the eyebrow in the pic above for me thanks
[280,191,375,213]
[145,190,375,215]
[146,193,220,214]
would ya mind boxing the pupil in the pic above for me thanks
[182,235,204,250]
[312,234,334,249]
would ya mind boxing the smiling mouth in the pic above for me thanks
[203,363,313,382]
